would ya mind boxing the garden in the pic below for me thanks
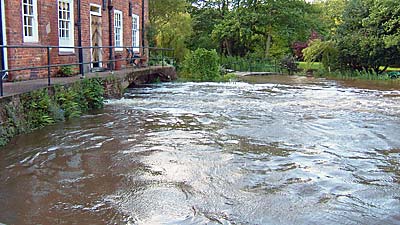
[149,0,400,81]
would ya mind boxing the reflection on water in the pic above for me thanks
[1,76,400,224]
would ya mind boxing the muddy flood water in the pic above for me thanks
[1,76,400,224]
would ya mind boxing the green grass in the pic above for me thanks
[384,66,400,72]
[324,71,395,81]
[298,61,400,72]
[296,61,400,81]
[298,62,323,71]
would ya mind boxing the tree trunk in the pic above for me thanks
[265,33,271,58]
[225,39,232,56]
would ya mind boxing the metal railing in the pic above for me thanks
[0,45,174,96]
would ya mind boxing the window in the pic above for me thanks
[58,0,74,52]
[90,4,101,16]
[132,14,140,52]
[22,0,38,42]
[114,10,123,51]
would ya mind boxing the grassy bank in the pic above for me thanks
[297,62,400,80]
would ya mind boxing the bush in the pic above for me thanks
[23,78,104,129]
[181,48,221,81]
[57,65,76,77]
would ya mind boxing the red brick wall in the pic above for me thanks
[4,0,148,80]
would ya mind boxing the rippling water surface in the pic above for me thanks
[1,76,400,224]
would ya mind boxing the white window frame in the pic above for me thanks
[22,0,39,42]
[90,3,101,16]
[132,14,140,52]
[114,10,123,52]
[1,0,8,76]
[58,0,74,53]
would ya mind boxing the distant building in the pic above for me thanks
[0,0,148,80]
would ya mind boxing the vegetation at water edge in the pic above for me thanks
[0,78,104,147]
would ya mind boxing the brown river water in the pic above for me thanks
[1,76,400,224]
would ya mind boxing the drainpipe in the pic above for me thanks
[77,0,84,77]
[108,0,114,70]
[0,0,5,96]
[141,0,145,56]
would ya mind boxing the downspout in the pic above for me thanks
[108,0,114,70]
[141,0,145,56]
[77,0,84,76]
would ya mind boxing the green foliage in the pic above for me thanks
[188,0,324,59]
[314,0,347,37]
[0,78,105,147]
[181,48,221,81]
[149,0,192,63]
[215,73,239,82]
[23,80,103,130]
[366,0,400,50]
[22,89,57,129]
[0,105,26,147]
[58,65,75,77]
[54,78,104,118]
[323,70,398,81]
[303,39,339,72]
[80,78,105,110]
[54,85,81,119]
[335,0,400,74]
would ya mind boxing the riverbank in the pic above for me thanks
[0,66,177,147]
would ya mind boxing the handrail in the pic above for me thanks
[0,45,175,96]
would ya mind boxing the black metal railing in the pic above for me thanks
[0,45,174,96]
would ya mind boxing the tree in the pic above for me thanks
[313,0,347,37]
[335,0,400,73]
[303,39,339,72]
[149,0,192,62]
[187,0,324,59]
[366,0,400,52]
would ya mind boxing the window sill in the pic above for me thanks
[59,48,75,55]
[58,52,75,56]
[115,48,124,52]
[22,41,41,46]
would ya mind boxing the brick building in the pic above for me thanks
[0,0,148,80]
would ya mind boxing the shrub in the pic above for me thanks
[302,39,339,72]
[57,65,76,77]
[22,79,104,129]
[181,48,221,81]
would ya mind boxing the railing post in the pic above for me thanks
[47,46,51,86]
